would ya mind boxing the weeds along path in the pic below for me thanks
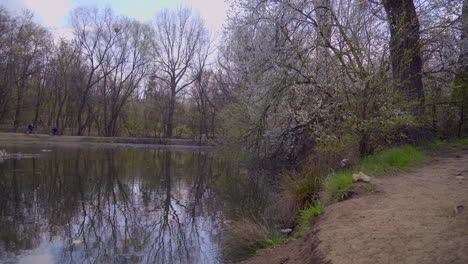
[240,146,468,264]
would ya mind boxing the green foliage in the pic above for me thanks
[323,145,426,200]
[323,171,355,201]
[450,137,468,146]
[122,114,164,138]
[359,145,427,175]
[295,201,325,236]
[452,71,468,106]
[260,230,287,248]
[315,133,358,158]
[173,124,191,138]
[416,140,444,152]
[125,119,146,137]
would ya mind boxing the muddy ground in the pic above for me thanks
[241,146,468,264]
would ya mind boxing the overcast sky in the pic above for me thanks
[1,0,229,38]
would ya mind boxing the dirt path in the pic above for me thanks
[241,147,468,264]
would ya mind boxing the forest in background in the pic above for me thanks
[0,1,467,261]
[0,0,466,161]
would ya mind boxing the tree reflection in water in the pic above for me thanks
[0,146,235,264]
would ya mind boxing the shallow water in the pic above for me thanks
[0,143,270,264]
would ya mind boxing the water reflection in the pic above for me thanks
[0,145,243,264]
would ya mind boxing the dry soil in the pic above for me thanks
[241,146,468,264]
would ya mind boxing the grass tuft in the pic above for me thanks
[295,201,325,237]
[260,230,287,248]
[450,137,468,146]
[359,145,427,175]
[416,139,444,151]
[222,217,286,261]
[282,167,325,203]
[323,171,355,201]
[324,145,427,199]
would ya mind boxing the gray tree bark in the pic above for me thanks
[383,0,425,104]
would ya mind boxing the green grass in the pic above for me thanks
[323,171,355,201]
[359,145,427,175]
[260,230,287,248]
[416,139,444,152]
[81,137,97,142]
[417,138,468,152]
[450,137,468,146]
[324,145,428,199]
[295,201,325,237]
[282,138,467,245]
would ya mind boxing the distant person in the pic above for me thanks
[52,126,58,136]
[27,124,34,134]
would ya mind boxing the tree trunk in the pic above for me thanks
[383,0,425,105]
[13,83,24,132]
[77,103,85,135]
[165,93,175,138]
[383,0,432,142]
[459,0,468,72]
[33,80,43,126]
[455,0,468,137]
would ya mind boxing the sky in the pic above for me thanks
[1,0,229,39]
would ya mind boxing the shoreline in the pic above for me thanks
[238,141,468,264]
[0,132,215,149]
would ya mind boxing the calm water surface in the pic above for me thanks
[0,144,270,264]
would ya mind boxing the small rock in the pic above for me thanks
[352,172,371,182]
[456,176,464,183]
[454,205,464,215]
[340,158,349,167]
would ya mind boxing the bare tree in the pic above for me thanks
[150,7,210,138]
[97,19,151,136]
[191,36,213,140]
[70,7,122,135]
[6,11,51,131]
[48,40,82,129]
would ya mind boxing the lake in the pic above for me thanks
[0,143,272,264]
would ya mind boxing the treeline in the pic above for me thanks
[0,0,467,160]
[0,6,230,138]
[220,0,467,160]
